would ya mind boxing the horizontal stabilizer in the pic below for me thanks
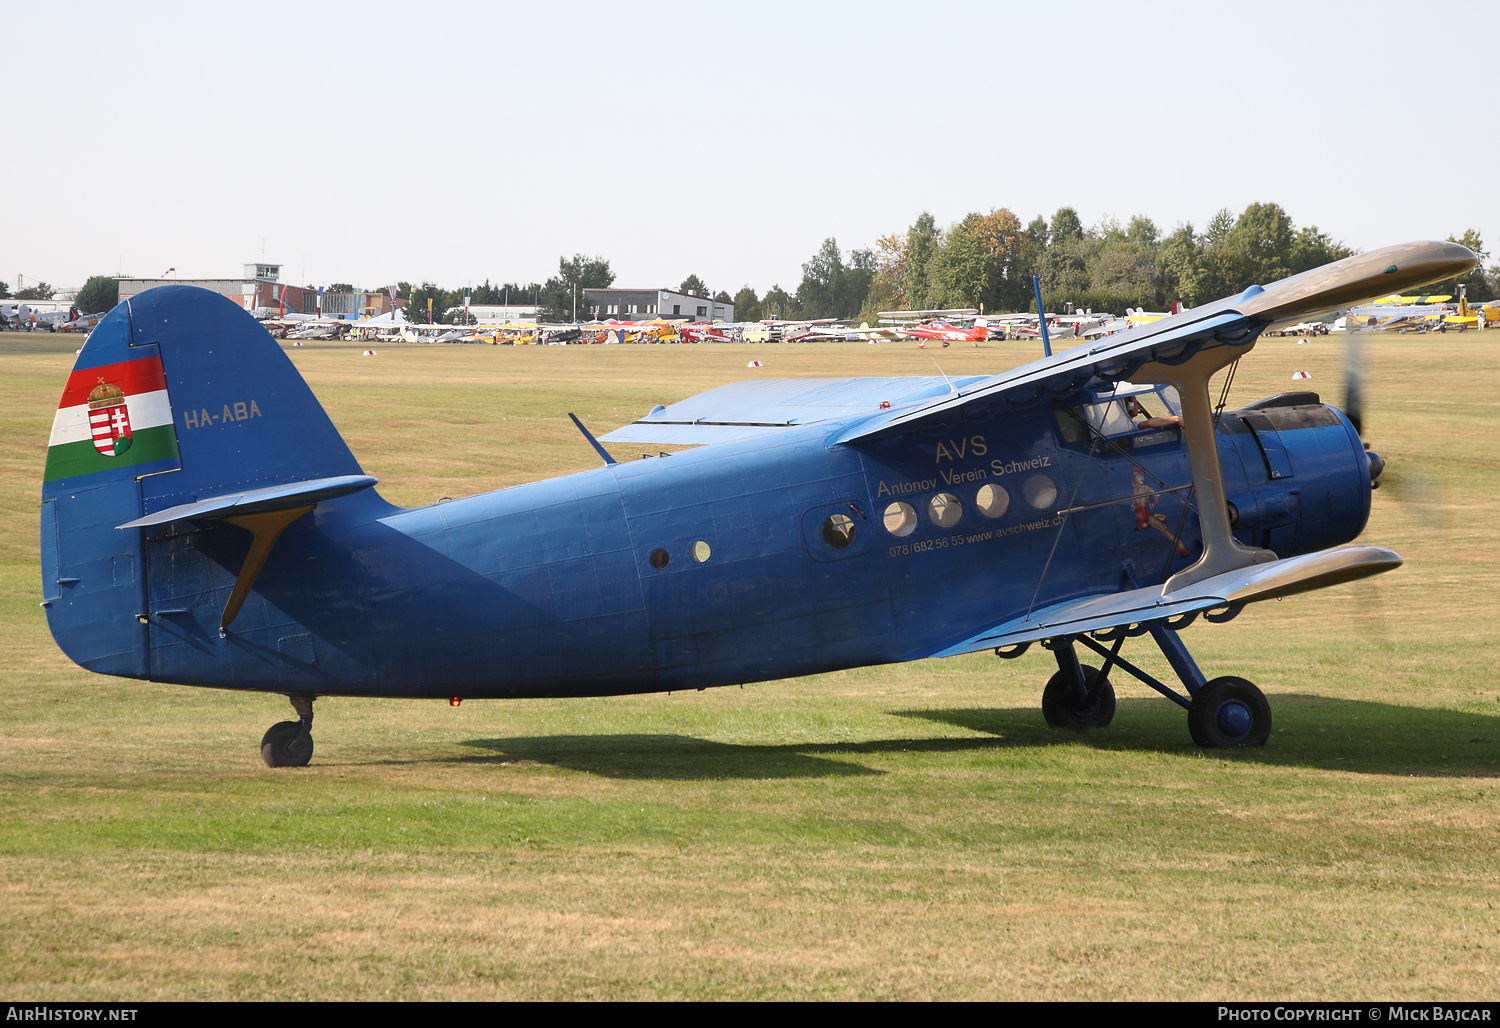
[928,545,1401,658]
[116,475,377,529]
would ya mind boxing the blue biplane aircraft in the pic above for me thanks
[39,241,1476,765]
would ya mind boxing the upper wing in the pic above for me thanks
[838,240,1475,445]
[600,241,1473,451]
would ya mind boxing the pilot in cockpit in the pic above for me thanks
[1124,394,1183,431]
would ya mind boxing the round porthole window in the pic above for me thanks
[928,492,962,528]
[822,514,856,549]
[1023,474,1058,510]
[883,501,917,537]
[975,484,1010,519]
[648,548,670,569]
[691,540,711,563]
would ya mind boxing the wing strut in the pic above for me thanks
[1132,342,1276,592]
[568,413,618,466]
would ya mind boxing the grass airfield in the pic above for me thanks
[1,328,1497,1000]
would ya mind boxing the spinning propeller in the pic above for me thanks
[1341,328,1385,488]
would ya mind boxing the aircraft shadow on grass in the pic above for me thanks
[459,734,887,780]
[458,695,1499,780]
[898,694,1500,778]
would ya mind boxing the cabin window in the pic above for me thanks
[691,540,711,563]
[648,548,670,569]
[1055,399,1133,441]
[975,484,1010,519]
[928,492,962,528]
[1023,474,1058,510]
[883,501,917,537]
[1056,384,1183,444]
[822,514,856,549]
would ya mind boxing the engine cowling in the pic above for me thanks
[1217,394,1379,558]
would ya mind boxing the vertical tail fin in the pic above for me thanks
[42,285,369,676]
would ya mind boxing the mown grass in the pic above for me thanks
[0,329,1496,999]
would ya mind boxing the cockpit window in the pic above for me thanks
[1056,384,1182,444]
[1056,400,1131,441]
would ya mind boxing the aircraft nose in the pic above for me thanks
[1367,449,1386,487]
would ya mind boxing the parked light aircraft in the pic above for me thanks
[39,241,1475,765]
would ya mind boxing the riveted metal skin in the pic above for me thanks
[39,242,1473,701]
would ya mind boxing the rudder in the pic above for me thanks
[42,286,368,678]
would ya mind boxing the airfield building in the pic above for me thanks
[117,266,400,319]
[583,288,733,322]
[118,264,318,315]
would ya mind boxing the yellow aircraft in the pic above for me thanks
[1371,293,1452,305]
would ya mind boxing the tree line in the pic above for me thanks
[729,205,1495,322]
[30,204,1494,323]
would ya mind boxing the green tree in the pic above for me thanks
[1026,215,1050,249]
[1126,215,1159,248]
[1204,208,1235,247]
[1288,225,1353,274]
[1049,207,1084,244]
[732,286,762,322]
[15,281,55,300]
[1089,234,1158,308]
[859,232,908,317]
[930,214,994,311]
[844,249,876,316]
[761,284,797,320]
[74,276,119,313]
[794,239,874,319]
[678,274,707,296]
[1158,223,1203,306]
[407,282,440,324]
[1225,201,1297,284]
[328,282,355,293]
[0,281,9,298]
[796,238,846,318]
[471,280,542,305]
[1038,230,1096,298]
[539,254,614,322]
[903,212,941,310]
[1432,230,1494,301]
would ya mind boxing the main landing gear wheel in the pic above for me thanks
[262,695,316,767]
[1188,676,1272,749]
[261,721,314,767]
[1042,665,1116,730]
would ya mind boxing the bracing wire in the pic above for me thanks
[1026,433,1101,621]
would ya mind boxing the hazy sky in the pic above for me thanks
[7,0,1497,294]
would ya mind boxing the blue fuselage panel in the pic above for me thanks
[58,402,1371,699]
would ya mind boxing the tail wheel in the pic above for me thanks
[1042,665,1116,730]
[1188,676,1272,748]
[261,720,314,767]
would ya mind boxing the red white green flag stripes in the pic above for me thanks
[45,355,181,482]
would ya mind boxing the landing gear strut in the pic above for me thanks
[262,695,315,767]
[1040,639,1115,729]
[1037,610,1272,748]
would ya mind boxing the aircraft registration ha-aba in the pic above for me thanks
[39,241,1476,766]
